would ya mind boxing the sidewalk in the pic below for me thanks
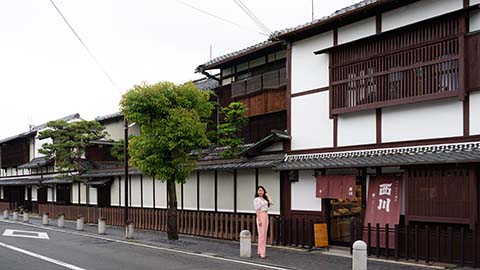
[10,214,451,270]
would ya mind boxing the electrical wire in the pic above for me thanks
[232,0,272,35]
[48,0,121,94]
[175,0,268,36]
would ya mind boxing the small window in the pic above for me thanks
[237,72,251,81]
[236,62,249,72]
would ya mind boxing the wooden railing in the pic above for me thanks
[231,68,287,98]
[331,38,460,114]
[38,204,278,244]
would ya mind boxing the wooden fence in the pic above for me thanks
[38,204,278,244]
[351,222,479,267]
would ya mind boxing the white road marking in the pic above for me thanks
[0,219,443,270]
[3,229,50,240]
[0,220,293,270]
[0,241,86,270]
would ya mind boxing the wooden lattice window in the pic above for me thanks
[405,167,475,227]
[330,16,463,114]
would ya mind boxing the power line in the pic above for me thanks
[232,0,272,35]
[175,0,268,36]
[48,0,121,94]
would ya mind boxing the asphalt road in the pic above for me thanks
[0,221,277,270]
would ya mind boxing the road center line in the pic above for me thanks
[0,241,86,270]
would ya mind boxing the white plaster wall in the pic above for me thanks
[471,9,480,32]
[382,0,463,32]
[143,176,154,208]
[199,171,215,211]
[470,92,480,135]
[183,173,197,210]
[237,170,256,213]
[89,187,97,205]
[130,175,142,207]
[382,99,463,142]
[110,178,120,206]
[34,137,52,158]
[176,182,182,209]
[291,31,333,93]
[0,187,3,199]
[338,16,376,45]
[103,120,141,141]
[258,169,280,215]
[119,177,126,207]
[48,187,56,203]
[32,186,37,201]
[217,171,234,212]
[338,110,376,146]
[154,180,167,208]
[291,92,333,150]
[72,183,79,204]
[80,184,87,204]
[471,0,480,5]
[25,188,28,200]
[291,170,322,211]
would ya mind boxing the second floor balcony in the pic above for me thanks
[231,68,287,98]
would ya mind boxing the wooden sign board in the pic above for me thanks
[314,223,329,248]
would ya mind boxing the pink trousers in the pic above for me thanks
[256,211,268,257]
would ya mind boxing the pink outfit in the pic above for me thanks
[254,197,269,257]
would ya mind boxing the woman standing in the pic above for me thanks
[254,186,273,259]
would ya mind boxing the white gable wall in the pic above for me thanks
[382,99,463,142]
[142,176,154,208]
[154,180,167,208]
[470,92,480,135]
[291,170,322,211]
[337,110,376,147]
[338,16,376,45]
[472,0,480,5]
[471,9,480,32]
[291,31,333,93]
[382,0,463,32]
[199,171,215,211]
[236,170,256,213]
[217,171,234,212]
[183,173,197,210]
[258,169,280,215]
[291,92,333,150]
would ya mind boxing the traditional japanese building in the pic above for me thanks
[267,0,480,266]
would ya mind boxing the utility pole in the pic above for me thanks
[124,117,129,227]
[312,0,314,21]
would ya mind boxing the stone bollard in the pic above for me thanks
[58,214,65,228]
[42,213,49,225]
[125,220,134,239]
[3,209,8,219]
[98,218,106,235]
[239,230,252,258]
[76,216,84,231]
[352,240,367,270]
[23,212,29,223]
[12,211,19,221]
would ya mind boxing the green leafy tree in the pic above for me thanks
[120,81,214,240]
[38,120,108,175]
[217,102,248,158]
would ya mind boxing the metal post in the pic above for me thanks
[124,118,129,227]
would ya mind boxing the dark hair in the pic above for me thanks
[255,186,270,207]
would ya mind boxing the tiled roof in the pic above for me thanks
[196,153,284,171]
[0,113,81,145]
[276,142,480,170]
[95,112,123,122]
[17,157,54,169]
[271,0,381,38]
[196,40,280,72]
[193,77,220,90]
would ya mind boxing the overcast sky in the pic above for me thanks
[0,0,358,139]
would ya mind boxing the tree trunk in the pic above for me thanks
[167,179,178,240]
